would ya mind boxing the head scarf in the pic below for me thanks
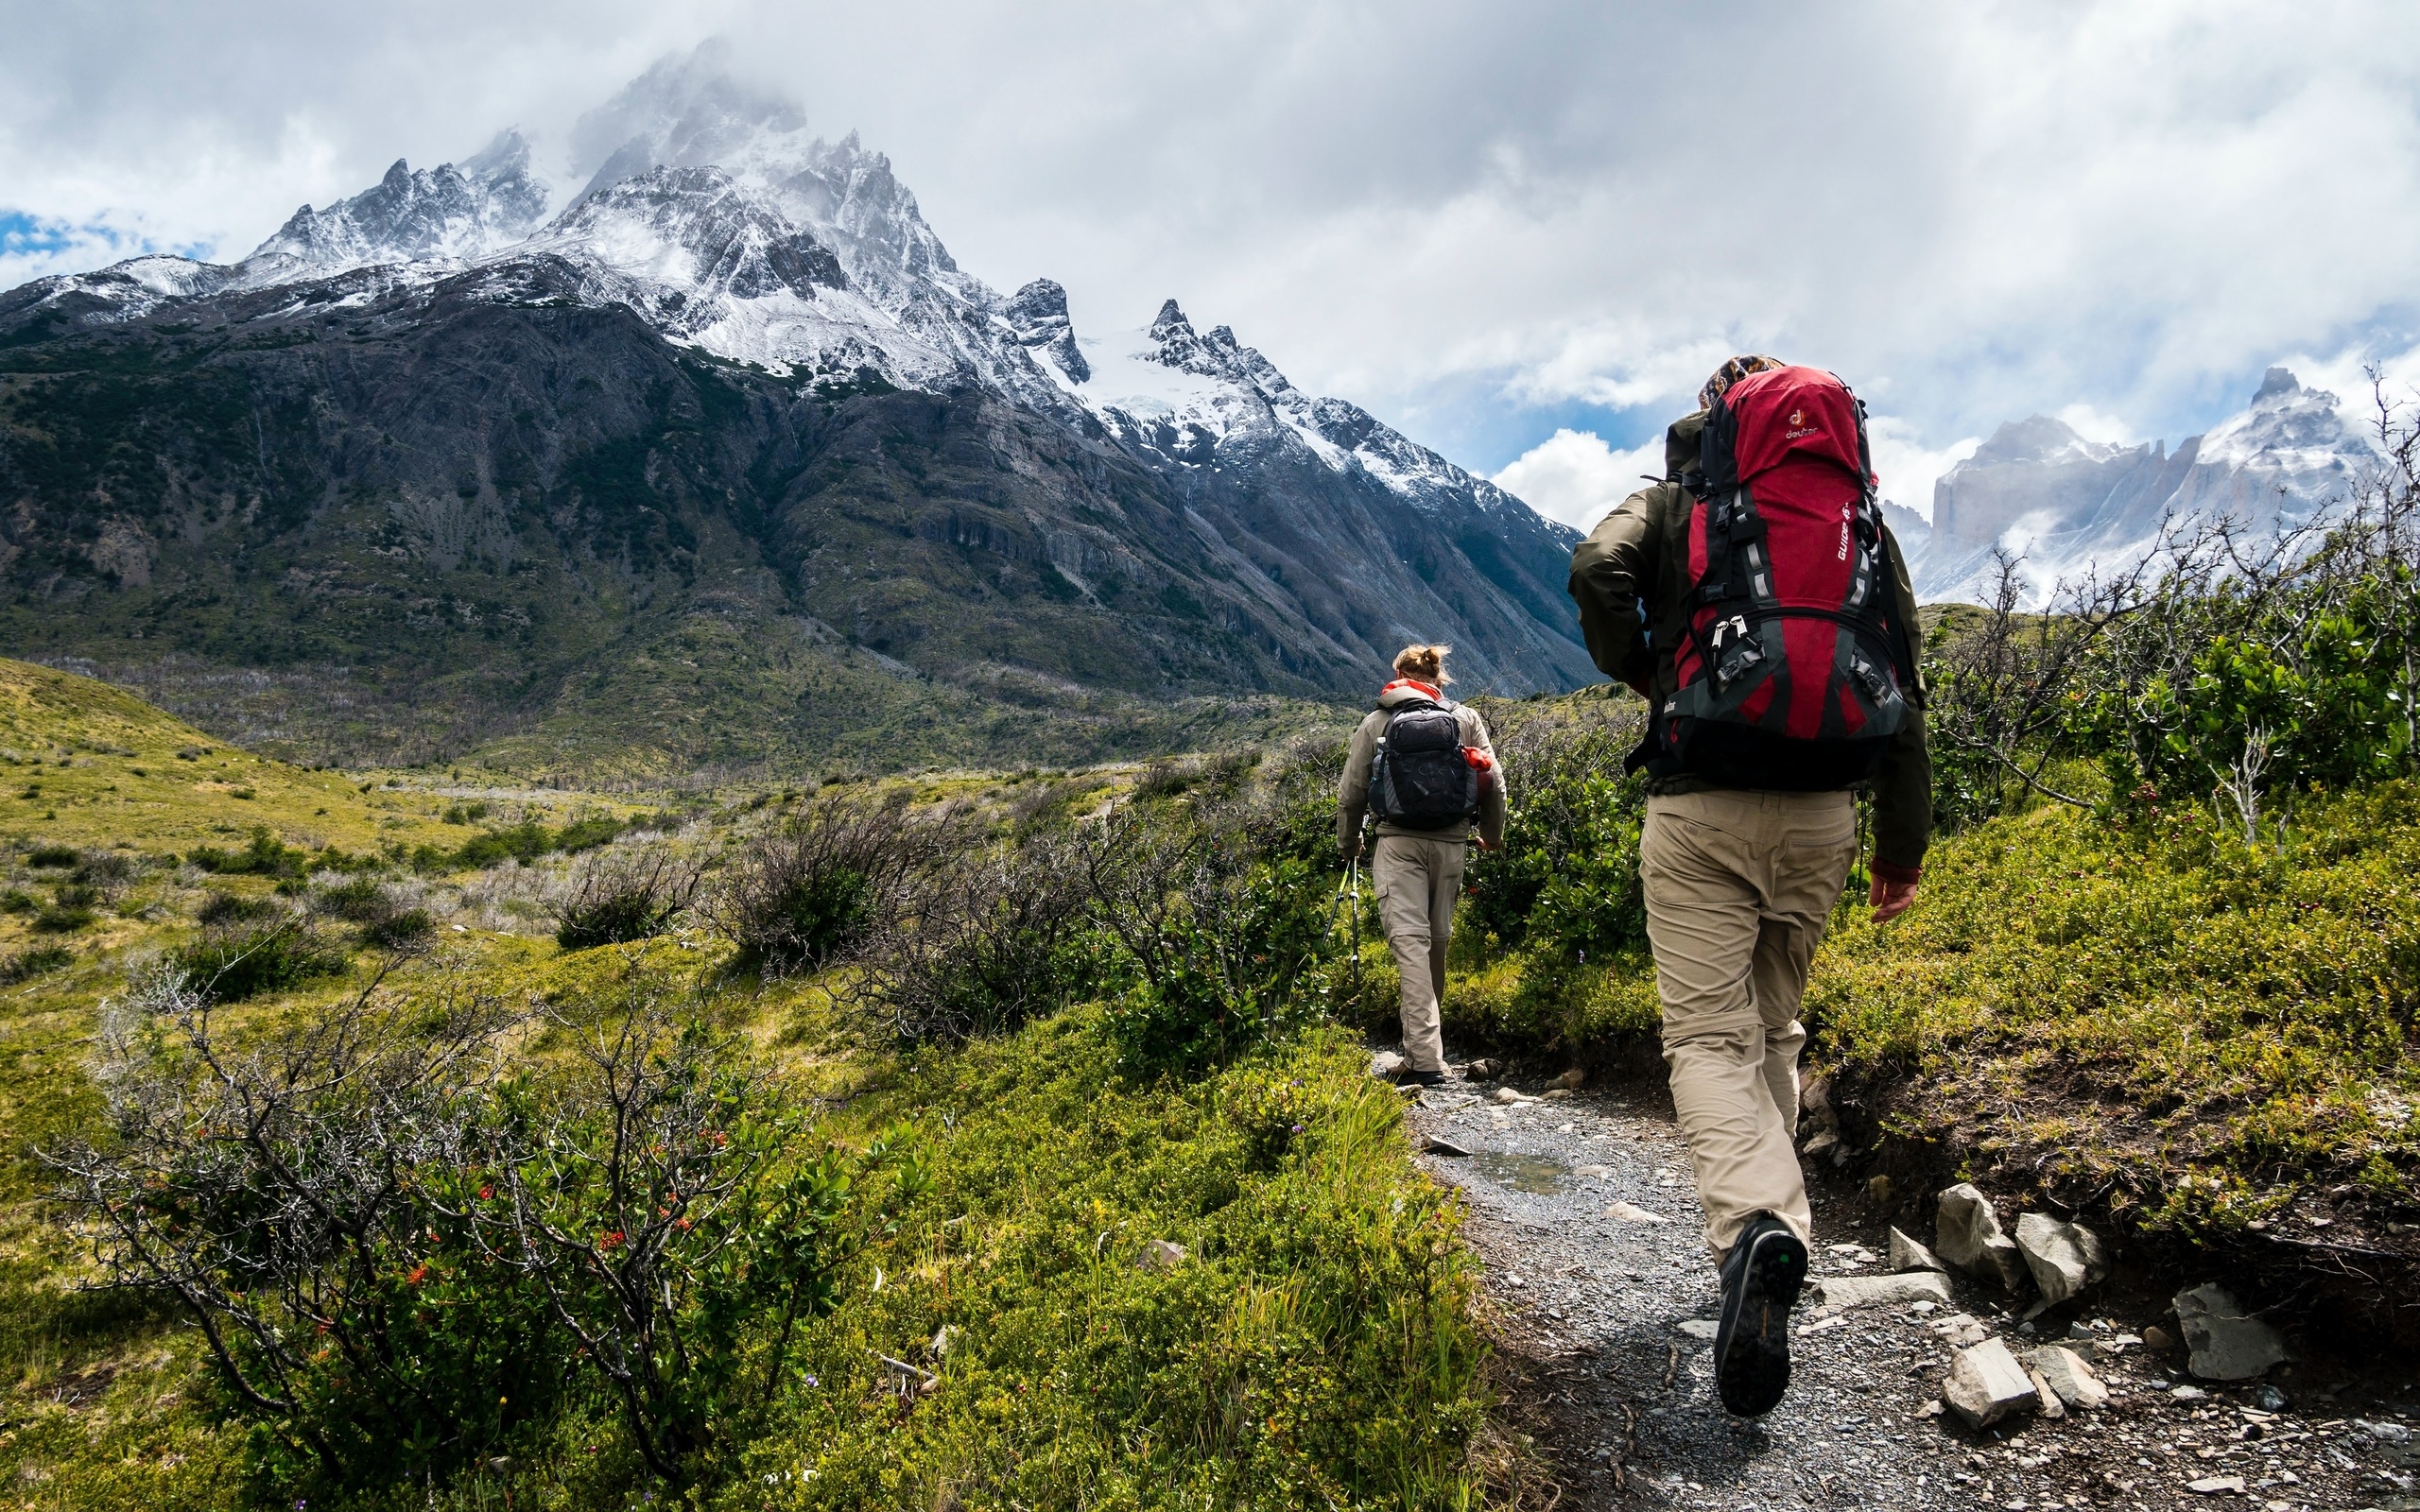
[1698,354,1787,412]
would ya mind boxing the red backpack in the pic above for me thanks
[1638,366,1915,789]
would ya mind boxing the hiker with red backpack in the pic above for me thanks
[1336,644,1506,1089]
[1568,355,1931,1418]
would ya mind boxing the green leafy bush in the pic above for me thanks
[0,944,73,984]
[26,842,78,868]
[550,845,699,951]
[1807,781,2420,1228]
[702,794,959,973]
[168,919,351,1001]
[183,827,305,878]
[195,889,276,926]
[48,970,902,1497]
[30,903,95,933]
[360,907,434,951]
[1087,809,1335,1078]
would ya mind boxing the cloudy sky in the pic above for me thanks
[6,1,2417,528]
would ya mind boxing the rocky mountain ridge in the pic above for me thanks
[1897,368,2378,603]
[0,48,1589,773]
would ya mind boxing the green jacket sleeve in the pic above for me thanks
[1869,524,1933,881]
[1567,488,1665,695]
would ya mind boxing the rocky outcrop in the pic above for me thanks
[1912,368,2376,605]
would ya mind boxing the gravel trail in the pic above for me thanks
[1406,1067,2411,1511]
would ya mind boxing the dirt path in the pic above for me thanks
[1406,1065,2411,1511]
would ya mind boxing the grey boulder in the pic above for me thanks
[1936,1183,2029,1290]
[2026,1345,2111,1409]
[1889,1226,1949,1274]
[2014,1211,2109,1304]
[2173,1283,2289,1380]
[1814,1270,1952,1313]
[1943,1336,2038,1428]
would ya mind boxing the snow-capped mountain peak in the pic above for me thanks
[237,130,549,287]
[2197,367,2367,471]
[1906,367,2378,604]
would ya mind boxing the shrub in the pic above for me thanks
[26,843,77,868]
[308,873,389,921]
[46,970,903,1494]
[1461,696,1649,968]
[549,844,700,951]
[185,827,305,878]
[50,971,557,1488]
[70,850,138,900]
[0,887,34,913]
[360,907,435,952]
[0,944,73,984]
[1080,805,1336,1077]
[169,919,351,1002]
[196,889,277,927]
[857,831,1098,1042]
[471,1003,905,1483]
[701,793,961,973]
[30,903,95,933]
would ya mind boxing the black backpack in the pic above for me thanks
[1370,698,1480,830]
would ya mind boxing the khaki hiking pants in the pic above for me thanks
[1372,833,1466,1073]
[1640,788,1858,1260]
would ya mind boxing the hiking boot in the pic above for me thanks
[1397,1067,1461,1088]
[1712,1212,1807,1418]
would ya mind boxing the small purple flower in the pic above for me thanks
[1290,1124,1305,1133]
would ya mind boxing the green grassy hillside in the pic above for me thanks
[0,662,1494,1510]
[0,657,462,856]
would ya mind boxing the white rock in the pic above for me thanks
[1137,1239,1186,1271]
[2027,1345,2111,1409]
[1889,1226,1949,1274]
[1605,1201,1670,1225]
[1489,1087,1528,1107]
[1928,1313,1991,1348]
[1547,1067,1585,1091]
[1677,1319,1718,1340]
[2173,1283,2289,1381]
[2185,1475,2246,1495]
[1936,1183,2030,1290]
[1815,1271,1953,1313]
[1943,1337,2038,1428]
[2015,1211,2109,1304]
[1369,1050,1408,1079]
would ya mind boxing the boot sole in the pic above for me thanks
[1715,1225,1807,1418]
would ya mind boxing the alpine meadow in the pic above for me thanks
[5,15,2420,1511]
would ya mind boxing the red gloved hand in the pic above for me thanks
[1869,874,1918,923]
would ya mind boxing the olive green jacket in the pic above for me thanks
[1566,409,1934,879]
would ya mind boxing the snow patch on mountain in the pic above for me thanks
[1903,368,2377,605]
[236,131,550,289]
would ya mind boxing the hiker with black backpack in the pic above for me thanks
[1568,356,1931,1418]
[1336,644,1506,1089]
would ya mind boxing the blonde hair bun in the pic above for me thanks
[1392,643,1451,685]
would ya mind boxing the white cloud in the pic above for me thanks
[1491,428,1667,532]
[2,2,2417,483]
[2055,404,2136,446]
[1864,417,1980,523]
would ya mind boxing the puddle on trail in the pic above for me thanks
[1467,1152,1572,1194]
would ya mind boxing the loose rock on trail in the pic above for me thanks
[1404,1064,2413,1510]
